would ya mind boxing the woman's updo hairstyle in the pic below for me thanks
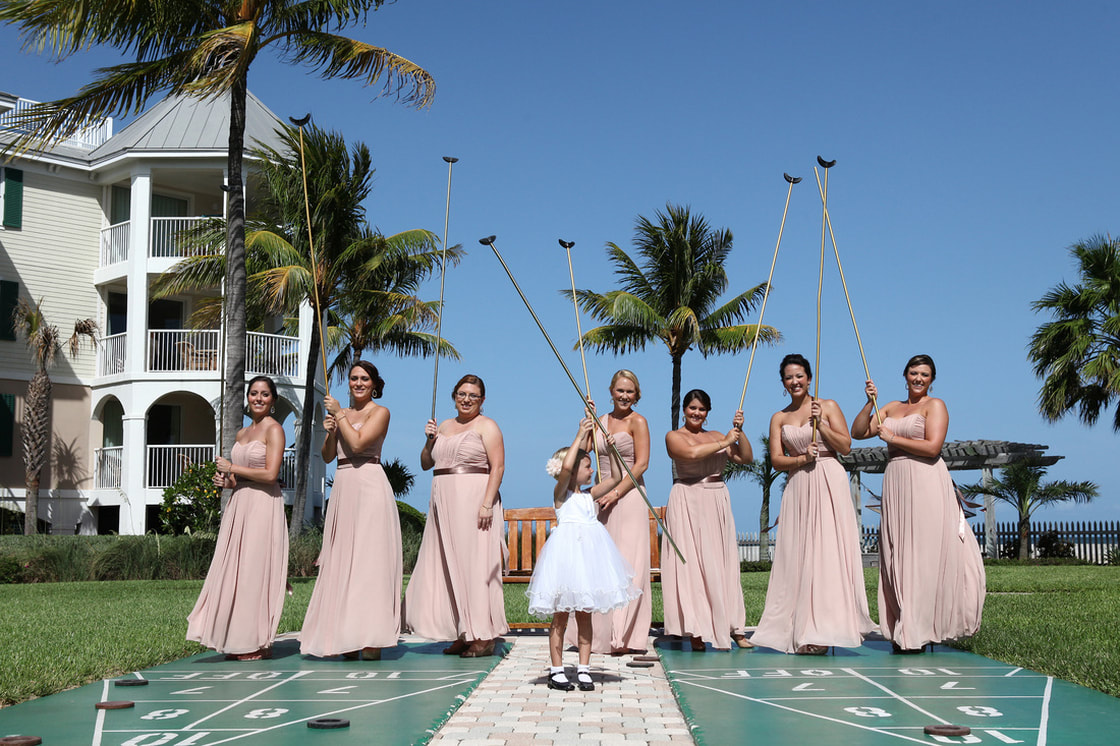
[682,388,712,410]
[610,369,642,403]
[451,373,486,400]
[351,360,385,399]
[779,353,813,380]
[903,354,936,382]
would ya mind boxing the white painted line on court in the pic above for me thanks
[841,668,949,724]
[1037,676,1053,746]
[90,678,110,746]
[676,679,937,745]
[183,670,310,730]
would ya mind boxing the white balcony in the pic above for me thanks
[0,96,112,149]
[100,221,130,266]
[98,333,126,376]
[146,444,215,489]
[150,217,209,259]
[246,331,301,378]
[148,329,221,372]
[94,446,123,489]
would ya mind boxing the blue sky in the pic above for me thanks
[3,1,1118,531]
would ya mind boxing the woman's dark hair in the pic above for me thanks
[451,373,486,400]
[682,388,711,410]
[350,360,385,399]
[779,353,812,380]
[903,354,936,382]
[246,375,278,401]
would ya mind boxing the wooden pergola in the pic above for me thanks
[837,440,1061,557]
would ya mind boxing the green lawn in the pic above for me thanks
[0,566,1117,706]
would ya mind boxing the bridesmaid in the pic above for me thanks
[300,361,400,660]
[579,369,652,655]
[187,376,288,660]
[751,354,873,654]
[661,389,753,651]
[851,354,984,652]
[404,374,508,657]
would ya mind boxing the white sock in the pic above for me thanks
[549,666,569,683]
[576,665,592,683]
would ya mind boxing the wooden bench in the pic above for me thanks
[503,505,667,583]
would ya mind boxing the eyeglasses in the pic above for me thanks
[455,392,483,402]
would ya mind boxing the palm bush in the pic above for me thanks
[159,462,222,536]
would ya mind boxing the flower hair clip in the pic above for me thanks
[544,456,564,478]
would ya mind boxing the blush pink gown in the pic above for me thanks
[878,414,985,648]
[300,420,401,656]
[186,440,289,655]
[750,422,874,653]
[404,430,508,642]
[660,446,747,650]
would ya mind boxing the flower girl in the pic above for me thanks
[527,416,642,691]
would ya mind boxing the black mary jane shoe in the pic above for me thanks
[547,672,575,691]
[576,672,595,692]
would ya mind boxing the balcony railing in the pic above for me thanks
[100,221,130,266]
[148,329,220,372]
[94,446,123,489]
[0,97,112,149]
[98,333,126,376]
[147,444,215,489]
[150,216,209,259]
[247,331,301,378]
[280,448,297,492]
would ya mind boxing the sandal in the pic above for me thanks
[461,639,495,658]
[795,644,829,656]
[731,633,755,649]
[690,637,707,652]
[443,639,468,656]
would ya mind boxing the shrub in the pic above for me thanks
[0,554,22,583]
[1104,545,1120,566]
[289,528,323,577]
[22,540,94,582]
[740,560,772,573]
[1037,530,1075,559]
[160,462,221,536]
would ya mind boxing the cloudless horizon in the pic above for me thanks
[3,1,1118,534]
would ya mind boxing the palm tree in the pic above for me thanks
[724,435,783,560]
[0,0,435,460]
[574,203,781,429]
[11,298,98,534]
[1028,234,1120,430]
[958,459,1097,559]
[155,123,455,535]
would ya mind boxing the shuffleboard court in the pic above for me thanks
[658,638,1120,745]
[0,638,505,745]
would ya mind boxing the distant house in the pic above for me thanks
[0,89,326,534]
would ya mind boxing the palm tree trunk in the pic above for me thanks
[22,371,50,534]
[670,353,683,430]
[290,314,322,539]
[220,76,249,468]
[1017,512,1031,559]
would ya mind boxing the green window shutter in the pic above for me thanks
[3,168,23,229]
[0,280,17,341]
[0,393,14,458]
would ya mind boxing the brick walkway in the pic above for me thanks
[426,632,693,745]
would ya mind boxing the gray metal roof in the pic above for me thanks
[89,89,287,162]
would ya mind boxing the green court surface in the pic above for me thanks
[0,638,505,745]
[658,638,1120,745]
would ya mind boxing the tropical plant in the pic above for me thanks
[724,434,782,559]
[11,298,98,534]
[1028,234,1120,429]
[159,462,222,536]
[0,0,436,461]
[958,459,1098,560]
[574,203,780,428]
[154,123,455,536]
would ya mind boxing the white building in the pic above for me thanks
[0,89,325,534]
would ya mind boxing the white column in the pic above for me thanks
[982,466,996,558]
[297,300,313,380]
[120,411,147,534]
[124,169,151,376]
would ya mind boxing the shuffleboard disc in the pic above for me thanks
[94,700,135,710]
[114,678,149,687]
[308,718,350,729]
[633,655,659,662]
[0,736,44,745]
[626,661,654,668]
[924,724,971,736]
